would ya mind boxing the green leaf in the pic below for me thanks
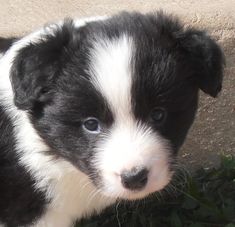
[170,211,182,227]
[188,224,205,227]
[182,197,198,210]
[221,155,235,170]
[225,224,235,227]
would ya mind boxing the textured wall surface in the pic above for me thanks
[0,0,234,168]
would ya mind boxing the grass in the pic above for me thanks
[76,155,235,227]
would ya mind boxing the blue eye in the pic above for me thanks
[83,118,101,133]
[151,108,166,124]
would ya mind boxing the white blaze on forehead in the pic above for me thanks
[89,34,133,119]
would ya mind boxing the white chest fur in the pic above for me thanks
[33,166,114,227]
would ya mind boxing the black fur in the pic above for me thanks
[0,12,224,226]
[0,37,18,53]
[0,106,47,227]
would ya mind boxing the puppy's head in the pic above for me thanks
[10,12,224,200]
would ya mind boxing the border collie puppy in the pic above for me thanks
[0,12,224,227]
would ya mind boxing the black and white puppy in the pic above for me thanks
[0,12,224,227]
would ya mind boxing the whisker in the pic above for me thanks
[115,201,122,227]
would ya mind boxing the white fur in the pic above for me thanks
[89,35,172,200]
[0,17,113,227]
[74,16,108,27]
[89,35,133,119]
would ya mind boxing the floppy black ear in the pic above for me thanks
[10,21,76,110]
[178,30,225,97]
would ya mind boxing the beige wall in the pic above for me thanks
[0,0,234,168]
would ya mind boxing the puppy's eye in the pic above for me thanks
[83,118,101,133]
[151,108,166,124]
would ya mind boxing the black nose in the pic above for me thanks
[121,167,148,190]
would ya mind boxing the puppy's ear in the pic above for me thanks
[178,30,225,97]
[10,21,75,110]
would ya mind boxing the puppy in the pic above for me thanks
[0,12,224,227]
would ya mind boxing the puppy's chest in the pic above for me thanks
[34,166,114,227]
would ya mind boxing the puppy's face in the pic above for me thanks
[11,13,224,200]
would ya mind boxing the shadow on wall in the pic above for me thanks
[181,66,235,169]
